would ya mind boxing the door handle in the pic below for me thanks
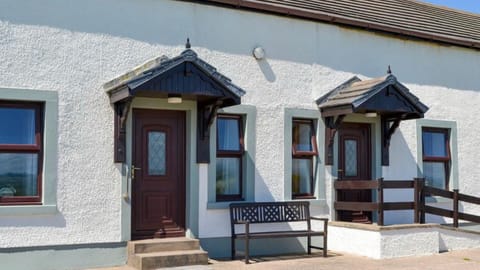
[131,165,141,180]
[124,165,141,201]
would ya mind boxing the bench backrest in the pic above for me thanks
[229,201,311,225]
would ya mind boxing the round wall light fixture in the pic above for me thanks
[252,46,266,60]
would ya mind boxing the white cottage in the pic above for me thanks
[1,0,480,269]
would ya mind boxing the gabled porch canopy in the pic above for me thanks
[104,42,246,163]
[316,74,428,165]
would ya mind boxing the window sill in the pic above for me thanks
[0,204,58,216]
[288,198,326,207]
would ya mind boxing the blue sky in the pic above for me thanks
[420,0,480,14]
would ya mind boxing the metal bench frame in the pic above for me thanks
[229,201,328,264]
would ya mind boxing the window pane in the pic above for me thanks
[0,153,38,196]
[216,157,240,195]
[293,121,313,152]
[0,107,36,144]
[345,139,358,177]
[292,158,312,195]
[423,162,446,189]
[423,131,447,157]
[217,118,240,151]
[148,131,166,175]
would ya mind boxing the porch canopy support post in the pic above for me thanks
[381,117,401,165]
[324,115,345,165]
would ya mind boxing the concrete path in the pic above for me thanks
[89,248,480,270]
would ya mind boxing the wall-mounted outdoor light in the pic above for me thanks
[365,112,378,118]
[167,94,182,104]
[252,46,266,60]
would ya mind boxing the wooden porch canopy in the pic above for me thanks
[316,73,428,165]
[104,42,246,163]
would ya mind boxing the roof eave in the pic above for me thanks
[201,0,480,50]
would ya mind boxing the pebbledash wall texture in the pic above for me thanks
[1,0,480,269]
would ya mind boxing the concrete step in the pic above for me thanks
[128,238,200,255]
[134,250,209,270]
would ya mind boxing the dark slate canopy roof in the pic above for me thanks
[201,0,480,49]
[316,74,428,120]
[104,48,245,106]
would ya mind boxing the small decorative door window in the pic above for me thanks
[344,139,358,177]
[148,131,166,175]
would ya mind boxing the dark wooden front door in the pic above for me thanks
[337,123,372,223]
[132,109,186,239]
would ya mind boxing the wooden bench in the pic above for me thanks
[229,201,328,264]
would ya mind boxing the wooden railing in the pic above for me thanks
[420,184,480,227]
[334,178,480,227]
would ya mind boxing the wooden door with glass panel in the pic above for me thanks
[131,109,185,239]
[337,122,372,223]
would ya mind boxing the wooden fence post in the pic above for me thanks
[453,189,459,228]
[378,178,384,226]
[419,178,425,223]
[414,178,420,223]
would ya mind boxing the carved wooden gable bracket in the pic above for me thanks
[324,115,346,165]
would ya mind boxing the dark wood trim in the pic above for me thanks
[113,99,132,163]
[323,115,345,165]
[292,118,318,156]
[421,127,451,189]
[458,193,480,205]
[334,180,379,190]
[291,118,318,199]
[423,186,454,198]
[131,109,186,239]
[383,202,414,211]
[382,180,415,189]
[334,201,378,211]
[215,114,244,201]
[381,117,401,166]
[197,100,224,163]
[0,101,43,205]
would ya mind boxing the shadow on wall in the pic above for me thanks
[1,0,479,91]
[253,164,275,202]
[257,59,276,83]
[383,129,418,225]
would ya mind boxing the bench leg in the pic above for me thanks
[307,235,312,254]
[245,236,250,264]
[323,235,327,257]
[231,237,235,260]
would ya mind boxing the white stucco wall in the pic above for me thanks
[0,0,479,248]
[329,224,480,259]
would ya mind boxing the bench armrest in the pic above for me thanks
[310,217,328,234]
[311,217,329,222]
[232,220,250,236]
[235,220,250,224]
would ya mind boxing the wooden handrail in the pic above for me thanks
[334,201,378,211]
[458,193,480,205]
[423,186,453,198]
[334,180,379,189]
[382,180,414,189]
[333,177,480,227]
